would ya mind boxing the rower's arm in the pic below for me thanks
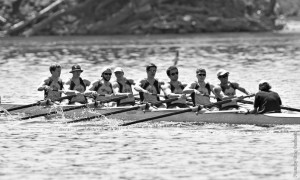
[233,82,250,95]
[162,84,180,98]
[112,82,132,97]
[182,83,196,94]
[213,86,231,100]
[134,80,148,93]
[237,86,250,95]
[63,81,80,95]
[249,95,259,114]
[37,79,50,91]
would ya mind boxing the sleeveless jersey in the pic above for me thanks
[217,82,238,108]
[91,79,113,101]
[44,77,64,101]
[166,81,186,107]
[115,80,135,106]
[68,77,88,104]
[139,79,161,103]
[191,81,211,106]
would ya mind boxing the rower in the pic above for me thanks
[183,68,217,109]
[162,66,188,108]
[112,67,135,106]
[37,63,64,102]
[88,67,115,106]
[249,80,282,114]
[65,65,91,104]
[214,69,251,110]
[134,63,165,108]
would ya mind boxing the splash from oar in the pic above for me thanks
[67,97,180,123]
[20,95,129,120]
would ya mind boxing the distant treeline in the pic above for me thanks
[0,0,295,36]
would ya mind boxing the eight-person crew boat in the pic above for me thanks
[1,66,300,125]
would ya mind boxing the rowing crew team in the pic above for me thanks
[38,63,282,114]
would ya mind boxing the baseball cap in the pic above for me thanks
[217,69,229,77]
[69,64,83,73]
[114,67,123,73]
[101,67,112,74]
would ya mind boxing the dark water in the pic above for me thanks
[1,33,300,179]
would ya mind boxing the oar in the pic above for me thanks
[20,95,129,120]
[173,50,179,65]
[67,97,180,123]
[239,100,300,113]
[0,95,76,113]
[120,95,255,126]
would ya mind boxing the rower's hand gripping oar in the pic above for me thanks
[20,95,129,120]
[67,97,180,123]
[120,94,255,126]
[0,95,76,113]
[239,100,300,113]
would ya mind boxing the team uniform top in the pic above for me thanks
[89,79,113,102]
[66,77,90,104]
[41,77,64,101]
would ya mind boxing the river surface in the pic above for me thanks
[0,33,300,179]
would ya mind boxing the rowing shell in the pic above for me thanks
[1,103,300,125]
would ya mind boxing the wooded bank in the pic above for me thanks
[0,0,287,36]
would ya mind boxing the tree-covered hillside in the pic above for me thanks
[0,0,291,36]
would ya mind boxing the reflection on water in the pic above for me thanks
[0,33,300,179]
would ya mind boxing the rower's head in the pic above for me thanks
[146,63,157,78]
[101,67,112,81]
[70,64,83,77]
[114,67,124,79]
[217,69,229,82]
[166,66,178,81]
[196,68,206,81]
[49,64,61,77]
[259,79,271,91]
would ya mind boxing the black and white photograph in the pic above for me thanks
[1,0,300,179]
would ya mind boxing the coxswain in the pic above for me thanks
[249,80,282,114]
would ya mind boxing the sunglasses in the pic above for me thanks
[197,73,206,77]
[104,73,112,76]
[170,72,178,76]
[219,74,228,78]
